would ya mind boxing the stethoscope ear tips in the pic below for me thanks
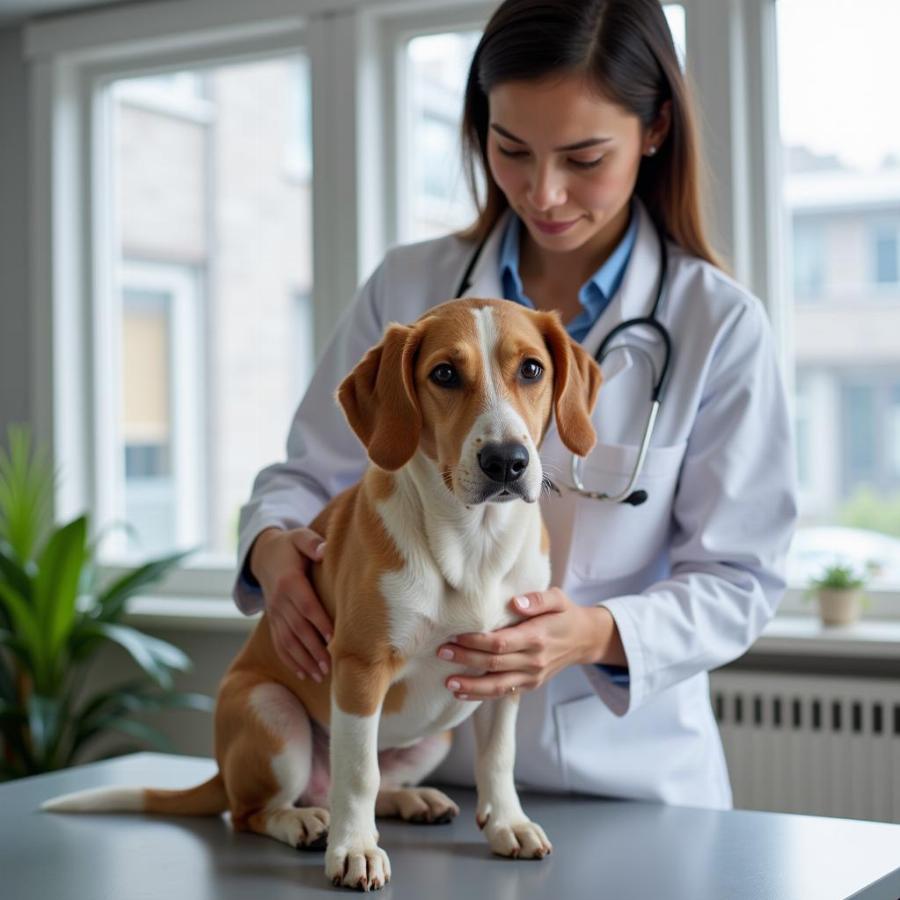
[623,490,649,506]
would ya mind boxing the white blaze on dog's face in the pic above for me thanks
[415,300,556,505]
[337,297,601,502]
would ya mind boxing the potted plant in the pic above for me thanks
[807,563,867,626]
[0,424,213,780]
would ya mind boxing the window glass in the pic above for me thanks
[101,54,314,565]
[792,220,825,300]
[778,0,900,587]
[874,225,899,285]
[794,373,811,490]
[121,287,175,555]
[890,385,900,476]
[404,30,481,242]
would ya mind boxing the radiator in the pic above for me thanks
[709,670,900,823]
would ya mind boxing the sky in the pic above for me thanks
[777,0,900,171]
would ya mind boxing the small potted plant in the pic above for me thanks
[807,563,867,626]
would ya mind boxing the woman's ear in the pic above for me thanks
[644,99,672,155]
[539,311,602,457]
[337,322,425,470]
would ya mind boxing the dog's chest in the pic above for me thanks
[387,575,520,657]
[375,490,549,654]
[369,488,551,749]
[374,527,550,750]
[376,578,519,750]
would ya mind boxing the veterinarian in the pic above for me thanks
[233,0,797,811]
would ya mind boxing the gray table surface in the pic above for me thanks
[2,752,899,900]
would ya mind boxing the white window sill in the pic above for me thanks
[124,596,260,633]
[122,597,900,660]
[754,615,900,659]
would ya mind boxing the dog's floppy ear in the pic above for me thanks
[337,321,425,471]
[539,311,602,457]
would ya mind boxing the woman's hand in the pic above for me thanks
[249,526,334,682]
[435,588,626,699]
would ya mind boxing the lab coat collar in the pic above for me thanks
[579,198,664,358]
[462,208,512,299]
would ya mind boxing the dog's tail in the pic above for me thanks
[41,773,228,816]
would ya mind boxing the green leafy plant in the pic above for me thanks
[807,562,867,592]
[0,424,213,780]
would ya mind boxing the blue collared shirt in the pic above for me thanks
[498,208,637,689]
[498,205,639,343]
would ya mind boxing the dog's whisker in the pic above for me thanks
[541,475,562,497]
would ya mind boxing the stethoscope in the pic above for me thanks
[455,215,673,507]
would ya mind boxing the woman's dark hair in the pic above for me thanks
[459,0,725,270]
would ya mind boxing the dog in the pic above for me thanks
[42,297,602,891]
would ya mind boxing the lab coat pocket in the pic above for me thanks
[570,441,687,582]
[553,692,607,794]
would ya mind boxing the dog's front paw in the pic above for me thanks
[325,831,391,891]
[376,786,460,823]
[479,812,553,860]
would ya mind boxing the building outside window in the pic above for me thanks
[874,223,899,286]
[778,0,900,586]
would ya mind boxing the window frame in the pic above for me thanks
[379,6,492,247]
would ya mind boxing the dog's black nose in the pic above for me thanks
[478,442,529,484]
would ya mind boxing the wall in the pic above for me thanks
[0,27,31,435]
[77,621,254,761]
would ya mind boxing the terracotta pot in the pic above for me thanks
[816,588,863,626]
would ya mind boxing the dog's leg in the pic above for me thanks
[325,655,395,891]
[472,696,553,859]
[218,675,329,850]
[375,731,460,824]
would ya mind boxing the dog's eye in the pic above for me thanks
[520,359,544,381]
[430,363,459,387]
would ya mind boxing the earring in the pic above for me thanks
[647,145,657,156]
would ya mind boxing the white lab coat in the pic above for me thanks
[234,199,798,810]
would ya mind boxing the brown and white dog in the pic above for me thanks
[42,298,602,892]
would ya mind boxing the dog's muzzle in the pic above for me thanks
[476,441,530,502]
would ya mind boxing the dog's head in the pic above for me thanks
[337,298,601,505]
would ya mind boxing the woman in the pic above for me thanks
[234,0,797,810]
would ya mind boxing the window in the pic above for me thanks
[113,263,203,559]
[291,290,315,406]
[792,219,825,300]
[874,224,899,285]
[842,382,878,486]
[113,71,211,120]
[402,30,482,243]
[122,289,175,552]
[98,52,314,567]
[285,57,312,181]
[794,373,811,490]
[890,385,900,477]
[779,0,900,587]
[664,4,686,72]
